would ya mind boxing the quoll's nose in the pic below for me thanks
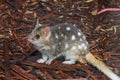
[23,36,29,40]
[23,36,32,40]
[24,36,30,40]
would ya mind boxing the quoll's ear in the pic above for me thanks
[44,27,50,36]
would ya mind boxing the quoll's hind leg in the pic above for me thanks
[62,56,86,64]
[62,51,86,64]
[62,59,76,64]
[78,55,86,64]
[62,52,79,65]
[36,54,48,63]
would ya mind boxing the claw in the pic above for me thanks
[45,59,53,65]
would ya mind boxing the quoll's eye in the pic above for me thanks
[35,34,40,39]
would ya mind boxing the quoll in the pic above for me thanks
[27,19,120,80]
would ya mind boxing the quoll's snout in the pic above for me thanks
[26,36,29,40]
[23,36,30,40]
[26,35,32,40]
[25,35,34,41]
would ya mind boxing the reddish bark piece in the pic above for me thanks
[44,71,54,80]
[4,38,11,77]
[11,64,38,80]
[10,70,25,80]
[65,78,87,80]
[21,61,75,71]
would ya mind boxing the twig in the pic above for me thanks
[97,8,120,15]
[12,31,24,48]
[3,38,11,77]
[11,64,38,79]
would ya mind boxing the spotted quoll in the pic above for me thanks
[27,19,120,80]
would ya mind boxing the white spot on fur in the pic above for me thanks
[82,51,85,54]
[78,32,82,36]
[40,46,51,50]
[61,34,64,37]
[65,43,69,49]
[58,27,61,29]
[81,43,87,50]
[86,41,88,45]
[80,39,82,41]
[78,45,82,49]
[83,36,86,40]
[71,35,76,40]
[52,45,55,49]
[66,27,71,31]
[71,46,77,50]
[38,24,42,26]
[55,34,58,39]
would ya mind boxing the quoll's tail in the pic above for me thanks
[85,52,120,80]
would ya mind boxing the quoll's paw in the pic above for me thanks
[62,60,76,64]
[45,59,53,65]
[36,58,47,63]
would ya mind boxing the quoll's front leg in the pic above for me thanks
[36,54,48,63]
[45,53,63,65]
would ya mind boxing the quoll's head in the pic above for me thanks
[27,19,51,46]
